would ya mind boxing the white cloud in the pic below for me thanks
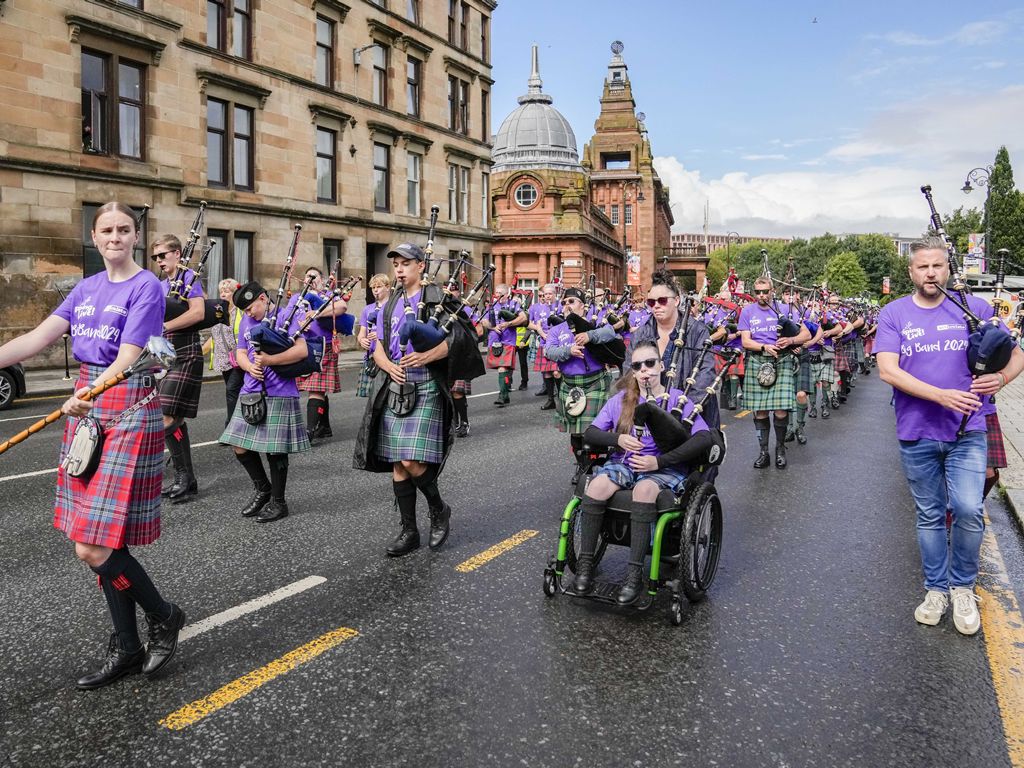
[872,20,1003,47]
[655,85,1024,239]
[741,153,787,161]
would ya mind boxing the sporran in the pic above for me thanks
[387,381,418,417]
[756,359,777,388]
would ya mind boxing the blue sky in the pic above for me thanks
[490,1,1024,238]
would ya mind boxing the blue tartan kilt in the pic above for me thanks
[220,396,311,454]
[743,353,797,412]
[592,460,689,495]
[356,364,373,398]
[376,377,445,464]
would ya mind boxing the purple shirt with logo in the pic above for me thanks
[238,306,306,397]
[53,270,164,366]
[529,302,557,347]
[591,388,709,467]
[359,302,384,356]
[874,294,994,441]
[546,319,602,376]
[738,302,790,345]
[375,289,423,361]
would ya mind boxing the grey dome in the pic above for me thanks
[491,47,582,172]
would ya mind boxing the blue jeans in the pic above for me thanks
[898,431,986,592]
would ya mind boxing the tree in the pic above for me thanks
[942,206,983,255]
[705,253,726,293]
[849,233,900,297]
[823,251,868,296]
[987,146,1024,260]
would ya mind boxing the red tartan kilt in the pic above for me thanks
[533,349,558,373]
[298,340,341,393]
[715,351,744,377]
[486,344,516,370]
[987,412,1008,469]
[54,364,163,548]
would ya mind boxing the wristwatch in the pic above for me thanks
[760,344,766,354]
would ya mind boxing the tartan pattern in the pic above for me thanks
[593,459,690,495]
[533,349,559,373]
[376,378,445,463]
[555,371,609,434]
[356,364,373,398]
[987,412,1008,469]
[852,337,865,364]
[714,351,745,378]
[810,357,837,385]
[486,343,517,369]
[220,396,311,454]
[796,354,812,393]
[834,341,852,373]
[54,364,163,548]
[450,378,472,395]
[160,332,203,418]
[742,352,797,411]
[298,342,341,393]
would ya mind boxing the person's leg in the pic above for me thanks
[773,409,790,468]
[899,439,952,594]
[387,462,419,556]
[753,413,771,468]
[306,393,326,440]
[794,391,808,444]
[225,368,244,425]
[947,433,987,590]
[517,346,529,388]
[495,366,510,405]
[257,453,290,522]
[619,479,659,605]
[407,460,450,549]
[540,374,557,410]
[575,473,618,594]
[235,447,272,517]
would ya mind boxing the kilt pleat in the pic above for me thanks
[714,351,744,378]
[533,349,558,373]
[987,412,1008,469]
[356,365,373,398]
[555,371,609,434]
[853,337,865,364]
[160,332,203,418]
[486,344,516,370]
[834,342,852,373]
[810,358,836,385]
[54,364,163,548]
[299,342,341,393]
[376,378,445,463]
[450,379,472,395]
[742,353,797,411]
[220,396,311,454]
[796,355,812,393]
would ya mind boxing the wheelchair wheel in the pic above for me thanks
[679,482,723,603]
[565,501,608,575]
[543,569,557,597]
[669,598,684,626]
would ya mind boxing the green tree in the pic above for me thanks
[705,253,726,293]
[987,146,1024,259]
[849,233,899,297]
[823,251,868,296]
[942,206,983,255]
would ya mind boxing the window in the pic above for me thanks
[448,75,469,133]
[81,50,146,159]
[368,0,385,5]
[371,44,388,108]
[324,239,342,276]
[315,16,334,87]
[480,15,489,62]
[447,0,456,44]
[624,203,632,226]
[610,205,619,225]
[207,98,254,190]
[232,0,251,59]
[208,229,254,284]
[460,2,469,51]
[316,127,337,203]
[447,76,457,130]
[202,233,224,291]
[373,142,390,211]
[514,182,538,209]
[458,80,469,136]
[448,164,469,223]
[459,167,469,225]
[82,202,148,276]
[481,171,489,228]
[448,164,457,221]
[117,0,143,7]
[406,0,420,23]
[207,0,226,50]
[601,152,631,170]
[480,88,489,142]
[406,56,421,117]
[407,152,421,215]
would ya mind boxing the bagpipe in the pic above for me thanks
[163,202,230,331]
[559,274,627,366]
[300,262,358,337]
[922,184,1016,436]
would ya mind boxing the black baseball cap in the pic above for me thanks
[233,281,266,310]
[387,243,425,262]
[562,288,586,302]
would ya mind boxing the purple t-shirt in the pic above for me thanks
[53,270,164,366]
[738,302,789,345]
[488,299,522,346]
[592,388,710,467]
[375,290,423,361]
[162,267,205,300]
[238,307,306,397]
[545,319,602,376]
[529,302,557,346]
[359,302,384,356]
[874,294,994,441]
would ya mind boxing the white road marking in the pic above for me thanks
[0,414,54,424]
[178,575,328,643]
[467,390,500,399]
[0,440,224,483]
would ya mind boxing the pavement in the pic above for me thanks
[998,373,1024,527]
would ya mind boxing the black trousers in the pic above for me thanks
[517,346,530,382]
[223,367,244,425]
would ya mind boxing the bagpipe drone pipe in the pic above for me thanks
[162,201,230,330]
[303,271,360,336]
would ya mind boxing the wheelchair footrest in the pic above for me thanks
[568,579,654,610]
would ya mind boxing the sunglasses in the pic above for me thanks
[561,298,579,306]
[629,357,660,372]
[754,289,771,295]
[645,296,672,308]
[151,251,176,262]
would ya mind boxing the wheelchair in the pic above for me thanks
[543,430,726,626]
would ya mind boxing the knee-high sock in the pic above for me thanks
[177,422,194,475]
[91,548,171,622]
[164,422,186,471]
[630,501,658,568]
[95,574,142,653]
[410,464,444,511]
[796,402,807,428]
[267,453,289,502]
[235,449,271,491]
[393,478,417,526]
[754,417,770,450]
[579,495,606,557]
[807,385,817,408]
[306,398,320,433]
[321,395,330,427]
[497,371,509,400]
[773,413,789,446]
[453,395,468,426]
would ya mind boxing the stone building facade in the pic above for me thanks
[0,0,495,365]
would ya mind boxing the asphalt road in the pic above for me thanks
[2,368,1024,767]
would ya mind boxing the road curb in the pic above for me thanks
[1000,485,1024,531]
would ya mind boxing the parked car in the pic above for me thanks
[0,363,26,410]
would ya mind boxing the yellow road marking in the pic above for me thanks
[734,409,751,418]
[979,524,1024,766]
[159,626,359,731]
[455,530,539,573]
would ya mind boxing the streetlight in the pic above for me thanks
[725,231,740,273]
[962,165,993,269]
[622,179,645,284]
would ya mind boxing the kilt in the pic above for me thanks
[810,356,836,385]
[486,343,516,370]
[593,460,689,495]
[450,378,472,395]
[533,347,559,374]
[852,337,865,364]
[376,377,445,463]
[55,363,163,548]
[834,342,852,373]
[356,364,373,398]
[742,352,796,412]
[796,354,812,393]
[220,396,311,454]
[715,351,744,378]
[987,412,1008,469]
[555,371,609,434]
[160,332,203,418]
[298,341,340,393]
[863,336,874,356]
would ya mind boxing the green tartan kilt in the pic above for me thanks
[220,396,311,454]
[796,354,812,393]
[555,371,609,434]
[376,378,445,463]
[853,337,865,363]
[810,357,836,385]
[743,353,797,412]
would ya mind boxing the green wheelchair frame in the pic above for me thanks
[543,438,724,626]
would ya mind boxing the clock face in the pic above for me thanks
[637,111,646,122]
[611,40,624,55]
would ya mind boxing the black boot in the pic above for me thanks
[753,417,771,468]
[142,603,185,676]
[540,377,557,410]
[256,500,289,523]
[319,397,333,438]
[236,451,272,517]
[387,479,420,556]
[796,427,807,445]
[821,398,831,419]
[775,444,787,469]
[306,398,321,442]
[240,485,272,517]
[163,424,196,503]
[76,633,145,690]
[574,554,595,594]
[617,564,645,606]
[169,423,197,504]
[428,502,451,549]
[575,496,605,594]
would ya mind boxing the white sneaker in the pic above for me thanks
[914,590,949,626]
[950,587,982,635]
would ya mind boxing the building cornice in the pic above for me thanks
[361,3,494,71]
[66,14,168,64]
[196,69,272,108]
[443,55,478,82]
[82,0,182,31]
[0,156,186,191]
[308,102,355,127]
[312,0,351,19]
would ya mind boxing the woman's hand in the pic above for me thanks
[617,433,643,452]
[388,361,406,384]
[627,454,659,473]
[62,387,94,418]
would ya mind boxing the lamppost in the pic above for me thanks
[725,231,740,273]
[962,165,993,268]
[622,179,644,284]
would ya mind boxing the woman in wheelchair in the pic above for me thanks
[574,341,714,604]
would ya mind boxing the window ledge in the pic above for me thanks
[66,14,167,64]
[197,69,272,108]
[311,0,350,20]
[82,0,183,32]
